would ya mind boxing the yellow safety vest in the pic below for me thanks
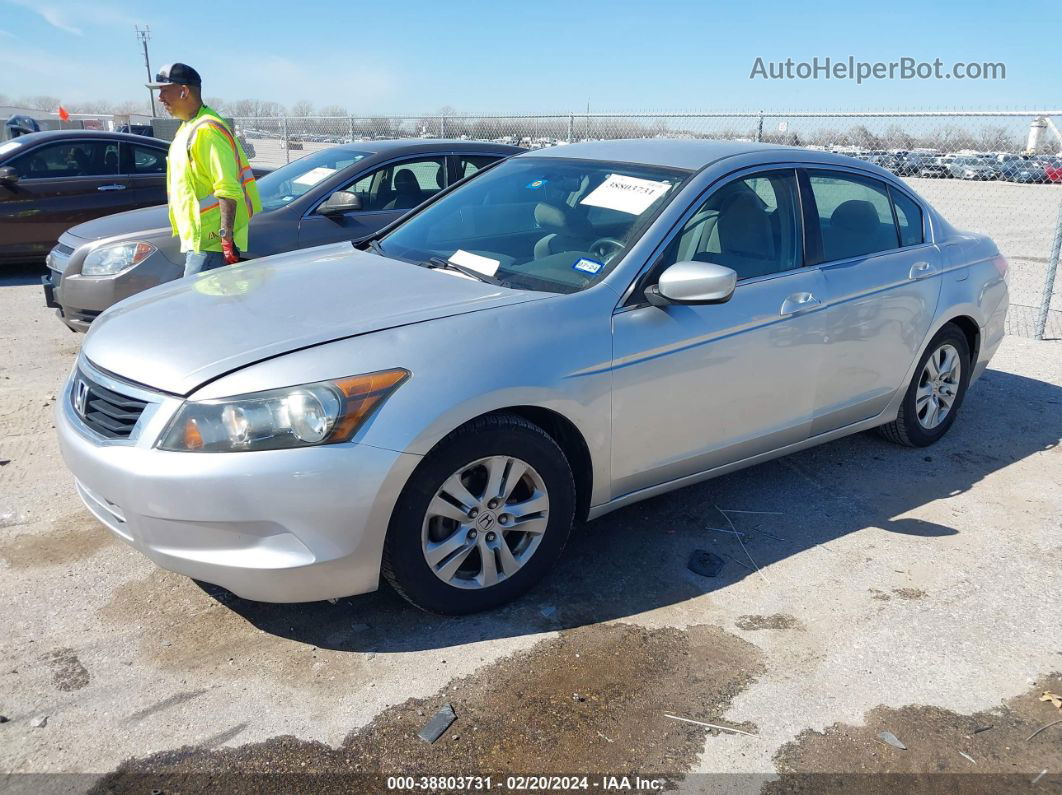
[166,106,261,253]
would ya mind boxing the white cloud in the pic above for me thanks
[1,0,141,36]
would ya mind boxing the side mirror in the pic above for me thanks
[317,190,361,215]
[0,166,18,185]
[645,260,737,307]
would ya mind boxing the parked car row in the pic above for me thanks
[843,149,1062,182]
[41,139,520,329]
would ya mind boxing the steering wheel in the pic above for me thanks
[588,237,625,263]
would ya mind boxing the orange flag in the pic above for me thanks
[58,106,70,122]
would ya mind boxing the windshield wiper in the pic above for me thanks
[421,256,506,287]
[365,238,385,256]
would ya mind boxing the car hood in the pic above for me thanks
[83,243,552,395]
[65,204,171,241]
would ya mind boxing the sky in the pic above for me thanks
[0,0,1058,114]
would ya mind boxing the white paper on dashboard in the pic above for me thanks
[449,249,500,276]
[580,174,672,215]
[293,166,336,187]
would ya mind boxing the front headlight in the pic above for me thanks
[82,241,157,276]
[158,369,409,452]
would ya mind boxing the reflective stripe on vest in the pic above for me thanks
[186,117,256,219]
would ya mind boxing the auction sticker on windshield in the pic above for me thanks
[450,249,501,277]
[580,174,672,215]
[293,166,336,187]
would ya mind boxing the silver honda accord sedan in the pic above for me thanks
[56,139,1009,614]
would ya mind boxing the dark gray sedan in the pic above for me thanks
[46,139,521,331]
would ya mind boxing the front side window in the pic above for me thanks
[807,171,899,261]
[11,141,118,179]
[347,157,447,212]
[378,157,688,294]
[255,148,370,211]
[656,170,802,280]
[890,189,924,247]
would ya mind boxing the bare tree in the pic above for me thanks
[205,96,229,114]
[291,100,314,117]
[19,95,61,111]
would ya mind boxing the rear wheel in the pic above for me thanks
[878,324,971,447]
[382,414,575,614]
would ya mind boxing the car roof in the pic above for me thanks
[2,129,169,148]
[335,138,524,156]
[516,138,897,172]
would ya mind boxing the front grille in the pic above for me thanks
[71,371,148,439]
[48,243,74,274]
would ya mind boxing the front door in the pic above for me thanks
[610,169,828,498]
[0,139,130,261]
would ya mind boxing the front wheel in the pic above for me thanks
[878,324,971,447]
[382,414,575,614]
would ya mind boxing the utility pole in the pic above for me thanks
[135,25,157,118]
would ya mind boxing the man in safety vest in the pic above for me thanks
[146,63,261,276]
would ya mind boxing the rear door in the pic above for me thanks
[120,141,169,209]
[804,169,942,434]
[298,155,447,247]
[0,139,129,260]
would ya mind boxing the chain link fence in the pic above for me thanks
[231,111,1062,340]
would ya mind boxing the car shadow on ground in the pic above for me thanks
[0,262,46,287]
[204,367,1061,653]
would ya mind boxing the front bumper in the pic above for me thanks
[56,362,421,602]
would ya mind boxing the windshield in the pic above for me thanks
[255,149,370,211]
[376,157,688,294]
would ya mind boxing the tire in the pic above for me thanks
[878,324,971,448]
[382,413,576,614]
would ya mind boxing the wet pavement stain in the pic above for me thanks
[735,614,804,631]
[93,623,764,792]
[766,673,1062,793]
[42,647,90,691]
[0,511,116,568]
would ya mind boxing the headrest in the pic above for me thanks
[831,200,881,234]
[534,202,570,231]
[394,169,418,190]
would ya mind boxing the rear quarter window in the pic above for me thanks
[890,189,924,247]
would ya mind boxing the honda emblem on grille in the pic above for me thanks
[73,379,89,417]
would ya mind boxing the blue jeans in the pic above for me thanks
[183,250,227,277]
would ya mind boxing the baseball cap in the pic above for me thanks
[146,63,202,89]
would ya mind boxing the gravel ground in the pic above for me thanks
[1,265,1060,792]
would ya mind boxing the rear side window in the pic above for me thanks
[455,154,498,179]
[807,171,899,261]
[890,188,924,246]
[126,144,167,175]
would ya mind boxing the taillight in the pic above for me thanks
[992,254,1009,281]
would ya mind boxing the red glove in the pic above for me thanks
[221,238,240,265]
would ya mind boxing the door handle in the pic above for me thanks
[97,184,127,192]
[908,261,936,279]
[780,292,821,316]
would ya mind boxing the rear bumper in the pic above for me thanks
[56,368,421,602]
